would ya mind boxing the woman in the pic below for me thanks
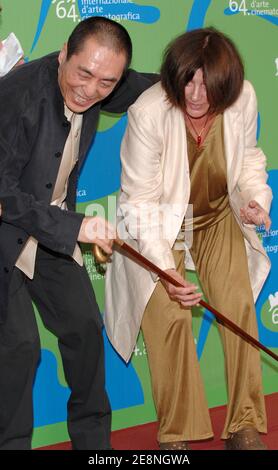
[105,28,272,450]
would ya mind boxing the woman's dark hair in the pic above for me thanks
[67,16,132,71]
[161,27,244,114]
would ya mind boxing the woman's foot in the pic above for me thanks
[159,441,191,450]
[225,427,267,450]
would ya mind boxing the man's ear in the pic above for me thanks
[58,43,68,65]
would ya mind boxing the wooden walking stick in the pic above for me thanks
[93,240,278,362]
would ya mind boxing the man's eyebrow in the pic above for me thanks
[78,66,118,82]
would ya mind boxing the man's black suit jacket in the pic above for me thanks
[0,52,157,321]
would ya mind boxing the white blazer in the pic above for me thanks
[105,81,272,362]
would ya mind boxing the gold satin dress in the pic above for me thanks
[141,115,267,443]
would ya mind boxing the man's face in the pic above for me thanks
[58,37,127,113]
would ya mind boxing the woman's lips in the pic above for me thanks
[187,102,204,110]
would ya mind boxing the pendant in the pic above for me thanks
[197,135,201,147]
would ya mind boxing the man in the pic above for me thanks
[0,16,156,450]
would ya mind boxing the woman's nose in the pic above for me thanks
[191,85,201,101]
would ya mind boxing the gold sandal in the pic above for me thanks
[159,441,191,450]
[225,427,267,450]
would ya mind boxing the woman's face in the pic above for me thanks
[184,68,210,117]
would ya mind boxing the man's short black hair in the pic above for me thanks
[67,16,132,71]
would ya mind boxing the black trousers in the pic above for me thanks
[0,245,111,450]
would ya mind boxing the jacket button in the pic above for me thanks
[17,238,23,245]
[4,267,9,273]
[46,183,53,189]
[55,151,62,158]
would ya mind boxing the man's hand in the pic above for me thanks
[161,269,202,307]
[78,216,116,255]
[240,200,271,230]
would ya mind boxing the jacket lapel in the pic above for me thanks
[78,104,101,170]
[223,100,243,195]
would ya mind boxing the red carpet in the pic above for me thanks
[39,393,278,450]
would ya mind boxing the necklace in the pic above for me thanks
[185,112,210,147]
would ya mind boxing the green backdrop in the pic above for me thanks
[0,0,277,448]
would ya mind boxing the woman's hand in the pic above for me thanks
[161,269,202,307]
[240,200,271,230]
